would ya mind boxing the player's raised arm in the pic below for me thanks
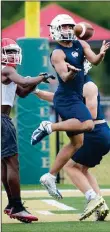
[83,81,98,119]
[81,40,110,65]
[2,66,55,87]
[33,88,54,102]
[51,49,81,82]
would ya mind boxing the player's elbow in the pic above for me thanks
[18,92,28,98]
[62,76,70,82]
[90,59,99,66]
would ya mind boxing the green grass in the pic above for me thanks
[2,221,110,232]
[2,193,110,232]
[51,196,110,214]
[2,184,110,191]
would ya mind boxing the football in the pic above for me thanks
[74,22,94,40]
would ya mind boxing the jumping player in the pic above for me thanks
[1,38,55,223]
[32,59,110,221]
[31,15,110,218]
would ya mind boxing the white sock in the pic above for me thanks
[85,189,97,201]
[46,123,52,134]
[48,173,56,180]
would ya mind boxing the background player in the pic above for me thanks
[32,59,110,221]
[1,38,55,223]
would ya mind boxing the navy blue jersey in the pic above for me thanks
[51,40,92,129]
[84,75,104,120]
[53,40,85,98]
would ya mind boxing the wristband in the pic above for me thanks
[35,88,40,94]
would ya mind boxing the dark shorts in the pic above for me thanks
[1,114,18,159]
[53,92,92,137]
[72,123,110,167]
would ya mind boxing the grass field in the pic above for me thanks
[2,185,110,232]
[2,221,110,232]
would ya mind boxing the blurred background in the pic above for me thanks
[2,1,110,187]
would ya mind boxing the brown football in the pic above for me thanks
[74,22,94,40]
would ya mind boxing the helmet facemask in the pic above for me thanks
[50,24,76,41]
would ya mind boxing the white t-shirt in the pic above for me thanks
[2,65,17,107]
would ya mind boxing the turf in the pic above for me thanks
[2,195,110,232]
[2,221,110,232]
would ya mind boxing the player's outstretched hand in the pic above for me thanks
[100,40,110,56]
[39,72,55,83]
[66,63,81,73]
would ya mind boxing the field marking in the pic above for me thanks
[2,190,110,224]
[2,189,110,198]
[42,199,77,211]
[36,210,54,215]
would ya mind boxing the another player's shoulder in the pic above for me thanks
[83,80,98,97]
[51,49,65,64]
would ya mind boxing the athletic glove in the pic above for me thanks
[39,72,55,83]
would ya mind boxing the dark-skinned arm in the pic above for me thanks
[2,66,55,87]
[16,84,37,98]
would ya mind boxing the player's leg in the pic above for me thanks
[39,101,94,199]
[82,166,109,221]
[1,159,13,214]
[31,97,94,145]
[51,118,93,132]
[6,155,38,222]
[6,155,21,203]
[1,114,38,222]
[63,160,104,220]
[31,119,94,145]
[82,167,101,195]
[50,134,83,175]
[40,134,84,199]
[64,161,96,195]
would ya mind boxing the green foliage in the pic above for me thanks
[1,1,24,29]
[58,1,110,30]
[2,1,110,30]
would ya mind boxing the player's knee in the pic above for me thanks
[81,166,89,174]
[88,120,94,131]
[74,139,83,152]
[63,159,74,171]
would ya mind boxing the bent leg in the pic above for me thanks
[51,119,94,133]
[50,134,84,175]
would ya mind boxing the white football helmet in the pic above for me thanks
[49,14,76,41]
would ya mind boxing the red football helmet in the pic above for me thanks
[1,38,22,66]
